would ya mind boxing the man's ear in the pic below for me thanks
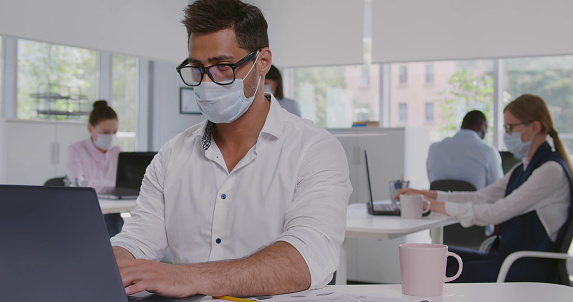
[257,47,272,76]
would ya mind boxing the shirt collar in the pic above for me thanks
[259,93,284,139]
[196,94,284,151]
[455,129,481,140]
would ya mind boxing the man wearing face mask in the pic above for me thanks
[427,110,503,190]
[110,0,351,298]
[67,100,123,236]
[396,94,573,282]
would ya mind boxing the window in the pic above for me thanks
[112,55,138,151]
[290,64,380,128]
[17,39,97,120]
[399,65,408,84]
[425,102,434,121]
[390,60,494,142]
[503,55,573,152]
[425,63,434,83]
[399,103,407,122]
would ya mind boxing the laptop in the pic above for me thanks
[364,150,430,216]
[0,185,204,302]
[98,152,157,200]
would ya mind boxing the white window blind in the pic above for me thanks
[253,0,364,67]
[0,0,188,63]
[372,0,573,63]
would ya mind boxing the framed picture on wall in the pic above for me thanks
[179,87,201,114]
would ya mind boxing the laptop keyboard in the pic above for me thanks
[373,203,400,211]
[128,295,202,302]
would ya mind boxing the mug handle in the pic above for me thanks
[421,198,431,214]
[444,251,463,282]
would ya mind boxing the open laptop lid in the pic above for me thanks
[0,185,127,302]
[114,152,157,197]
[364,150,401,216]
[364,149,376,210]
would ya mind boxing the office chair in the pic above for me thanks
[327,271,337,285]
[430,180,487,250]
[497,212,573,286]
[499,151,521,174]
[43,176,66,187]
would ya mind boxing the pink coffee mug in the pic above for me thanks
[399,243,463,297]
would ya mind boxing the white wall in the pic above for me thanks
[150,60,205,151]
[0,0,188,63]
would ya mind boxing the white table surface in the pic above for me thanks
[330,282,573,301]
[99,198,136,214]
[338,203,458,285]
[346,203,456,240]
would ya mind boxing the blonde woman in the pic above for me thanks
[398,94,573,282]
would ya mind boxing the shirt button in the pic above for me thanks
[216,238,221,244]
[221,194,226,200]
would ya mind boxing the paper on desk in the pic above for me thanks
[238,288,408,302]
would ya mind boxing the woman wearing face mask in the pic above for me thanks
[67,100,123,237]
[396,94,572,283]
[264,65,301,117]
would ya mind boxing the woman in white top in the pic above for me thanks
[398,94,573,282]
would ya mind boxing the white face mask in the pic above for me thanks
[194,52,261,124]
[503,125,532,159]
[93,133,116,151]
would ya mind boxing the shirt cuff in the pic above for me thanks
[436,190,450,202]
[445,202,474,227]
[110,237,148,260]
[277,233,336,289]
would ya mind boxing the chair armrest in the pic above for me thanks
[496,251,573,282]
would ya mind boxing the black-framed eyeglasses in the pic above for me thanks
[504,122,530,134]
[176,50,259,87]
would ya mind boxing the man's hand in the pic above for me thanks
[118,259,197,298]
[110,242,310,298]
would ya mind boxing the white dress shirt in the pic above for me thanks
[111,95,352,288]
[439,157,570,241]
[427,129,504,190]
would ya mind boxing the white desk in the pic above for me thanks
[330,283,573,301]
[99,198,136,214]
[338,203,457,284]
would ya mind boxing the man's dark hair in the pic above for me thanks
[266,65,284,99]
[182,0,269,53]
[461,110,487,130]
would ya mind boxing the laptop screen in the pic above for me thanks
[115,152,157,196]
[0,185,128,302]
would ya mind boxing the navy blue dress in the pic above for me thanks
[446,142,573,282]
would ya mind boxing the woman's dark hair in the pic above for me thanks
[266,65,284,99]
[89,100,118,126]
[181,0,269,53]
